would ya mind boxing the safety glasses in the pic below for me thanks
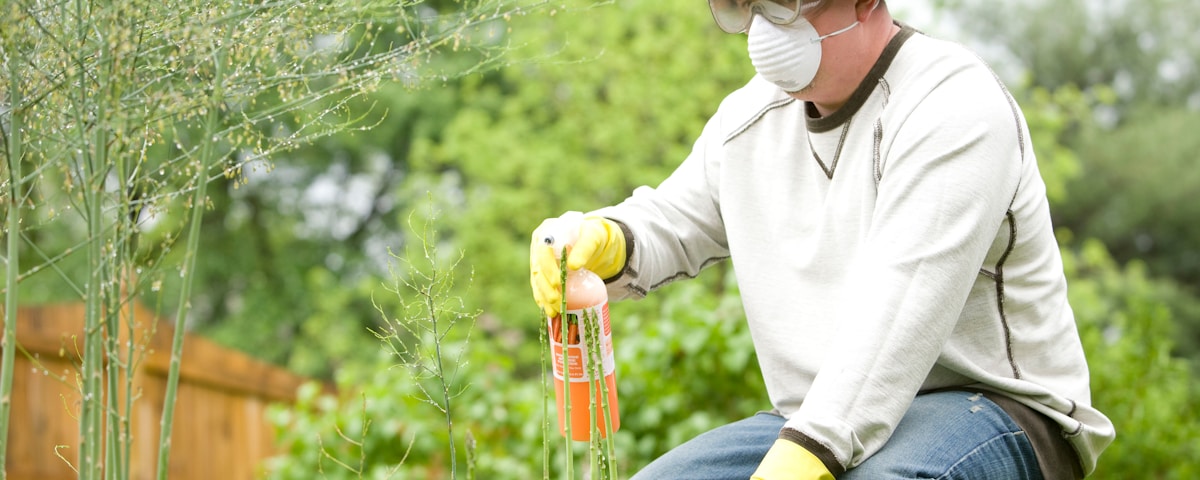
[708,0,811,34]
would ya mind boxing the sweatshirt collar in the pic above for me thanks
[806,23,916,133]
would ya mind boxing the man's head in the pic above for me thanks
[710,0,896,114]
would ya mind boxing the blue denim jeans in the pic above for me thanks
[629,390,1043,480]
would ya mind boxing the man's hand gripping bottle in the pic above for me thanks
[540,212,620,441]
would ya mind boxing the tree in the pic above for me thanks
[936,0,1200,117]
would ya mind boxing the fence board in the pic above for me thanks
[8,353,78,480]
[3,303,321,480]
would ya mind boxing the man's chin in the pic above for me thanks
[785,85,814,100]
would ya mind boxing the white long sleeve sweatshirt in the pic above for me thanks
[593,26,1114,475]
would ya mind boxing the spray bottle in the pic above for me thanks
[540,212,620,441]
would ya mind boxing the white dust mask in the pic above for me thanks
[746,14,860,92]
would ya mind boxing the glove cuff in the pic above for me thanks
[778,427,844,476]
[751,438,835,480]
[602,219,634,282]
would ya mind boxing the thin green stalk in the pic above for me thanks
[103,139,121,480]
[423,285,457,479]
[105,20,134,477]
[69,0,105,475]
[587,306,617,479]
[539,314,550,480]
[81,142,105,480]
[585,308,600,477]
[114,296,138,480]
[106,158,136,480]
[79,9,114,473]
[582,304,617,479]
[91,11,119,479]
[155,18,233,480]
[558,255,573,479]
[104,276,125,480]
[0,42,26,477]
[110,25,153,473]
[592,307,617,478]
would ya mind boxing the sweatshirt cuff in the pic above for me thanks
[778,427,845,476]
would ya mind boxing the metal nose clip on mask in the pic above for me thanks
[747,14,861,93]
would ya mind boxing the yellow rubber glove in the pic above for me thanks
[751,439,835,480]
[529,215,626,318]
[567,216,626,279]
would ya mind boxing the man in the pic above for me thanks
[529,0,1115,478]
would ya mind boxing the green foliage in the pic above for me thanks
[264,265,762,479]
[1064,240,1200,478]
[373,211,480,479]
[267,349,554,479]
[1015,85,1092,206]
[266,203,559,479]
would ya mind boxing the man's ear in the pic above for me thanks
[855,0,882,20]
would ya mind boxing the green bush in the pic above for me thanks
[264,347,556,480]
[262,265,764,479]
[1064,239,1200,478]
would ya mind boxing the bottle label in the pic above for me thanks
[549,303,614,382]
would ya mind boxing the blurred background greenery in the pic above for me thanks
[5,0,1199,478]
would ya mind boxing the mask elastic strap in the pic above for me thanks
[812,20,860,44]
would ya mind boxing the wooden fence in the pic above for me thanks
[3,303,318,480]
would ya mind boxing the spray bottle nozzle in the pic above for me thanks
[537,211,585,259]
